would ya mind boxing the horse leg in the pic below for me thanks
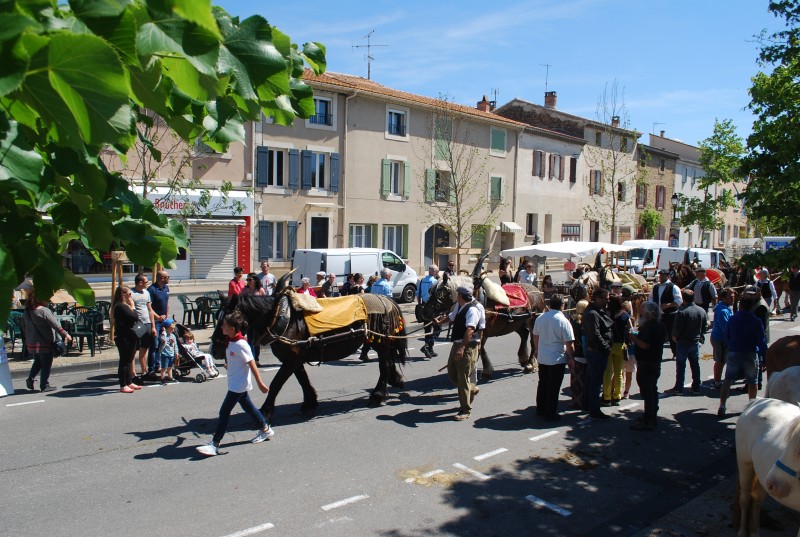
[260,361,297,424]
[737,462,760,537]
[480,336,494,379]
[517,324,535,374]
[293,363,319,416]
[369,348,390,407]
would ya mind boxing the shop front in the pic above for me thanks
[151,187,253,280]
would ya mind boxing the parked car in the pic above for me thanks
[656,247,729,272]
[620,239,668,277]
[291,248,418,303]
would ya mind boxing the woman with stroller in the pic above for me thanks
[111,285,141,393]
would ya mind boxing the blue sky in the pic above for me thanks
[218,0,782,147]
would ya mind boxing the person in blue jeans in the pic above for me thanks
[666,289,708,395]
[147,270,170,376]
[417,264,441,358]
[582,289,614,420]
[197,311,273,457]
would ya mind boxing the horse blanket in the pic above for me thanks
[500,284,530,310]
[304,296,368,335]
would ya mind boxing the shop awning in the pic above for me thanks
[500,221,523,233]
[187,218,246,226]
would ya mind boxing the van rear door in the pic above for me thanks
[290,250,324,287]
[351,252,380,279]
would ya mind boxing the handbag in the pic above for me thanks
[132,321,149,338]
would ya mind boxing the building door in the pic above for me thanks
[589,221,600,242]
[310,217,329,249]
[424,224,449,268]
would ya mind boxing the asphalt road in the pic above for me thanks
[2,307,800,536]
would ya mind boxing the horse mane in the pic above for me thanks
[785,415,800,448]
[439,274,473,300]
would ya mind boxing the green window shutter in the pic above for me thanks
[490,176,502,202]
[425,168,435,202]
[491,128,506,153]
[402,225,408,258]
[381,159,391,196]
[471,225,488,249]
[371,224,378,248]
[403,162,411,197]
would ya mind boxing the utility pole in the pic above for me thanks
[352,30,387,80]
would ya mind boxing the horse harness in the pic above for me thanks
[774,458,800,480]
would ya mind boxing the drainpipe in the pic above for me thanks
[512,128,520,237]
[342,91,357,248]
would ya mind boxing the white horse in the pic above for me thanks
[765,366,800,405]
[735,398,800,536]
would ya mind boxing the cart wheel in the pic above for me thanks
[195,373,206,383]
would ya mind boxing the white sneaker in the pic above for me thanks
[251,427,275,443]
[196,443,219,456]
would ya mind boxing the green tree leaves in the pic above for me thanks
[0,0,325,324]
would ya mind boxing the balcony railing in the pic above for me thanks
[387,123,406,136]
[310,113,332,125]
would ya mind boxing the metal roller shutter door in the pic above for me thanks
[189,225,237,279]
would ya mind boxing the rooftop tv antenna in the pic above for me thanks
[652,122,666,134]
[490,88,499,109]
[352,30,387,80]
[540,63,552,91]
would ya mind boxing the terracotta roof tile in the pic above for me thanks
[303,69,527,128]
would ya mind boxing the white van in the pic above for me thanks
[620,240,668,277]
[656,247,728,272]
[291,248,419,303]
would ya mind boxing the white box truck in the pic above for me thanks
[620,239,668,277]
[657,247,729,271]
[291,248,418,303]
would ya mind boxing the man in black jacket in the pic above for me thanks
[582,288,614,420]
[789,266,800,321]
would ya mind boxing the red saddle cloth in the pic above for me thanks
[498,284,529,310]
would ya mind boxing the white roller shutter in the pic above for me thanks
[189,225,237,279]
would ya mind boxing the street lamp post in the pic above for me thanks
[669,193,680,247]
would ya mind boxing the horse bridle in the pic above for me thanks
[258,294,292,346]
[774,458,800,480]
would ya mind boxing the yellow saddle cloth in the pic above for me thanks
[303,295,368,335]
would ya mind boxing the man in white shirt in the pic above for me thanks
[257,261,276,296]
[517,261,538,286]
[687,267,717,312]
[533,294,575,422]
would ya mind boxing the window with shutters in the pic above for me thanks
[311,152,326,188]
[434,170,451,203]
[490,127,506,157]
[382,158,410,199]
[595,131,602,146]
[561,224,581,242]
[533,150,545,178]
[547,154,562,180]
[383,225,407,258]
[490,175,503,203]
[636,184,647,208]
[258,221,285,260]
[659,158,666,173]
[590,170,603,195]
[349,224,375,248]
[471,224,490,249]
[434,117,452,161]
[617,182,626,201]
[526,213,537,236]
[655,185,666,210]
[301,150,337,191]
[621,136,628,152]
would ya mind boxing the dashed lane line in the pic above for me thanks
[219,522,275,537]
[525,494,572,516]
[321,494,369,511]
[6,400,45,407]
[474,448,508,461]
[453,463,491,481]
[530,430,560,442]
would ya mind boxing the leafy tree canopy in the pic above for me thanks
[0,0,325,323]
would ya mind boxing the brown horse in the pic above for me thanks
[419,254,545,379]
[210,272,407,424]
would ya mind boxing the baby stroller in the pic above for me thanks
[173,322,220,383]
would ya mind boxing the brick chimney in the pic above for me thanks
[611,115,620,127]
[477,95,492,112]
[660,130,665,137]
[544,91,557,109]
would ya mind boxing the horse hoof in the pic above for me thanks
[389,378,405,389]
[368,394,386,407]
[300,401,319,416]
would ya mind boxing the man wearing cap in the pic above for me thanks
[610,282,623,297]
[371,268,394,297]
[652,268,682,359]
[686,268,717,313]
[435,286,482,420]
[417,264,440,358]
[755,268,778,314]
[228,267,246,298]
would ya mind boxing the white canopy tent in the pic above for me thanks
[500,241,633,260]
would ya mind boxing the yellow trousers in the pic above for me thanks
[603,342,626,400]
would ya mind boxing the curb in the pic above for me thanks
[9,358,119,381]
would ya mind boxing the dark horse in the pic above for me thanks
[210,272,407,424]
[419,254,544,379]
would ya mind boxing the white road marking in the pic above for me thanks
[618,402,639,411]
[474,448,508,461]
[525,494,572,516]
[6,400,45,407]
[219,522,275,537]
[530,430,559,442]
[453,463,491,481]
[321,494,369,511]
[405,469,444,483]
